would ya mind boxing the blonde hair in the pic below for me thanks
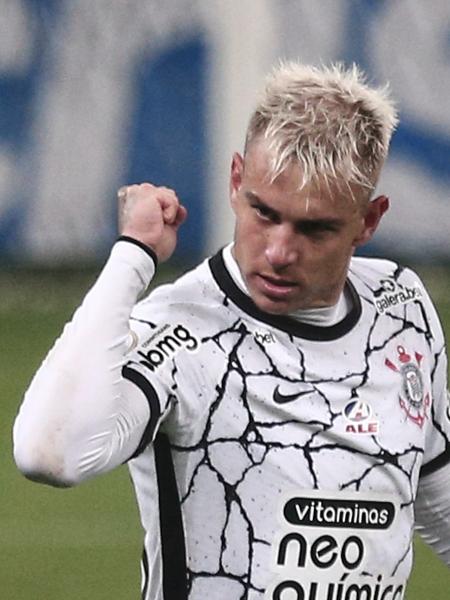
[245,61,398,196]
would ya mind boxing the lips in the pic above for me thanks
[257,273,297,298]
[261,274,296,287]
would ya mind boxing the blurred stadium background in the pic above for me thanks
[1,1,449,598]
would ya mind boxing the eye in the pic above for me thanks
[296,221,339,238]
[252,203,279,223]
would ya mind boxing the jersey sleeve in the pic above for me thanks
[118,293,209,455]
[13,239,171,487]
[415,272,450,475]
[415,460,450,565]
[415,279,450,562]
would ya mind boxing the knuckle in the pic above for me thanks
[139,182,155,191]
[160,186,177,198]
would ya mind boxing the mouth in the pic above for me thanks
[256,273,298,299]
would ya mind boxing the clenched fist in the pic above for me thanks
[118,183,187,262]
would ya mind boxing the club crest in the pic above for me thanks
[385,345,430,428]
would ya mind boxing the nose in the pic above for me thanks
[265,225,298,269]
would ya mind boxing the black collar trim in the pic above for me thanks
[208,250,361,341]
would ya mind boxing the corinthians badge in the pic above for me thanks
[385,345,430,427]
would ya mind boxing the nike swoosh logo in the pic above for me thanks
[273,385,314,404]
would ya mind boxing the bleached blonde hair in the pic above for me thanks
[245,61,398,197]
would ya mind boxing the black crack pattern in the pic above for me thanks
[129,260,449,599]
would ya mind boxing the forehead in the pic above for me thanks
[242,140,364,217]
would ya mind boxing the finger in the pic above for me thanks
[173,205,188,229]
[160,194,180,224]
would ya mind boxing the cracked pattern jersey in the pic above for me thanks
[124,249,450,600]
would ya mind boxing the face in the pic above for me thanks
[230,139,388,314]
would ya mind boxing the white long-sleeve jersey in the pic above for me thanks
[14,239,450,600]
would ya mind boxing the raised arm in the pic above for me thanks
[13,184,186,487]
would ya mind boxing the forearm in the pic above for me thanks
[415,461,450,566]
[13,239,155,487]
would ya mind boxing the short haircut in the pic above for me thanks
[245,61,398,197]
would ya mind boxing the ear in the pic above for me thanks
[230,152,244,211]
[354,195,390,247]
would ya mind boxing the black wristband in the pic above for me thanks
[117,235,158,269]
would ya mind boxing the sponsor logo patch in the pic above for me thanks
[374,278,422,314]
[273,384,316,405]
[137,323,199,372]
[268,490,404,600]
[126,329,139,353]
[283,496,395,529]
[254,330,276,345]
[343,400,379,434]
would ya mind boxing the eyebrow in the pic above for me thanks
[244,190,344,229]
[245,191,279,217]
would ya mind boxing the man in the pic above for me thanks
[14,62,450,599]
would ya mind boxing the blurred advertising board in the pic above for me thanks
[0,0,448,265]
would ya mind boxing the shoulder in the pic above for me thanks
[349,256,445,345]
[130,255,228,335]
[349,256,429,299]
[349,255,421,286]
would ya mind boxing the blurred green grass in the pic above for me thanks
[1,265,449,599]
